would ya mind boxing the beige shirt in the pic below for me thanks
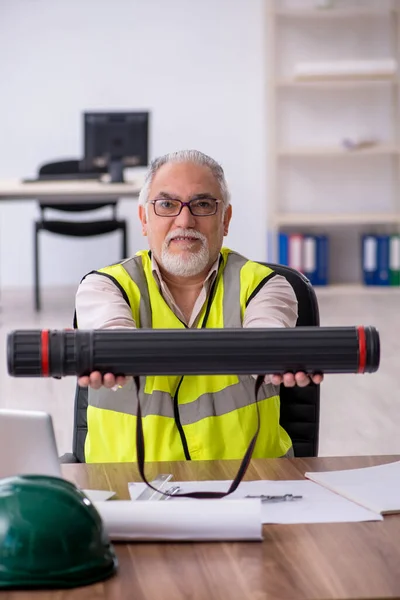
[76,256,298,331]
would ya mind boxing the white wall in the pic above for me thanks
[0,0,268,288]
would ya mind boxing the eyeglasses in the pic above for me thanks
[149,197,221,217]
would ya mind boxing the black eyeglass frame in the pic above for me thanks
[148,197,221,217]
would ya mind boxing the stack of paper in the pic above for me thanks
[128,479,382,524]
[88,460,400,542]
[305,460,400,515]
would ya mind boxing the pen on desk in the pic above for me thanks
[245,494,303,503]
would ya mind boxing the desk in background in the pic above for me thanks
[6,455,399,600]
[0,179,142,204]
[0,179,142,309]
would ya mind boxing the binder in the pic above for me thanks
[278,233,289,266]
[376,235,390,286]
[389,235,400,286]
[303,235,329,285]
[288,234,303,273]
[362,235,377,286]
[303,236,317,284]
[316,235,329,286]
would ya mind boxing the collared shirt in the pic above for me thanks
[76,254,298,331]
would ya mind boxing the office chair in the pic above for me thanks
[264,263,320,458]
[60,262,320,463]
[34,159,128,311]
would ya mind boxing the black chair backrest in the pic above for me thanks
[40,159,87,175]
[71,262,320,462]
[38,159,116,213]
[261,263,320,457]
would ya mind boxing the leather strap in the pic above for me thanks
[134,374,264,499]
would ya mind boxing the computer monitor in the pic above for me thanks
[83,111,149,183]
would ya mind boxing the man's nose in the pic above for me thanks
[174,205,196,228]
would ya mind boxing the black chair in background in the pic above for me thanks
[263,263,320,458]
[34,159,128,311]
[61,262,320,463]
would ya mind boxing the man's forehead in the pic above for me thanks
[150,162,219,191]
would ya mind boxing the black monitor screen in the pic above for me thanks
[84,111,149,182]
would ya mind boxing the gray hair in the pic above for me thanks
[138,149,231,208]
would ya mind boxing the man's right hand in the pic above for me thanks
[78,371,127,390]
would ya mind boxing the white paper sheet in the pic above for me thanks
[128,480,382,524]
[305,460,400,514]
[83,489,116,502]
[95,498,263,541]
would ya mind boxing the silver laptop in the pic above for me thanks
[0,409,62,479]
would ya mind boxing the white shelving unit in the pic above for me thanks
[275,8,397,18]
[267,0,400,290]
[275,212,400,226]
[315,282,400,295]
[277,78,399,88]
[278,144,398,157]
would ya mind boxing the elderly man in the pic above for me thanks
[76,150,322,463]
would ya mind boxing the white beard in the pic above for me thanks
[160,229,210,277]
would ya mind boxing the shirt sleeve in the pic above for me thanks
[243,273,298,329]
[75,273,136,330]
[243,273,298,381]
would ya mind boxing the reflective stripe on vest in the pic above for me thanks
[88,375,278,423]
[84,248,293,462]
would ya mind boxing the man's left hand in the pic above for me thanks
[271,372,323,387]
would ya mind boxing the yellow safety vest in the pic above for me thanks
[83,248,292,462]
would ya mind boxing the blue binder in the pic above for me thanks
[316,235,329,286]
[376,235,390,286]
[303,235,329,285]
[278,233,289,266]
[362,235,377,286]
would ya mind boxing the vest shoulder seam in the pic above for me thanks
[245,271,277,308]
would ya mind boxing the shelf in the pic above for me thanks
[275,9,395,19]
[277,78,398,89]
[277,144,398,158]
[268,1,400,291]
[314,284,400,296]
[275,213,400,227]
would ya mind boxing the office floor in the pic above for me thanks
[0,286,399,457]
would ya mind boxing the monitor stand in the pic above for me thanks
[109,158,124,183]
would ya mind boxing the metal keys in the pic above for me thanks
[134,475,173,501]
[161,485,181,500]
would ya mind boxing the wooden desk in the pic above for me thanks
[0,179,141,204]
[5,456,400,600]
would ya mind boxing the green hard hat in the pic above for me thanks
[0,474,117,589]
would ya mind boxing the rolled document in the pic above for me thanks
[95,499,263,542]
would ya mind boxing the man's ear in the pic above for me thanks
[138,204,148,236]
[223,204,232,236]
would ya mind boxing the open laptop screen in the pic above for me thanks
[0,409,62,479]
